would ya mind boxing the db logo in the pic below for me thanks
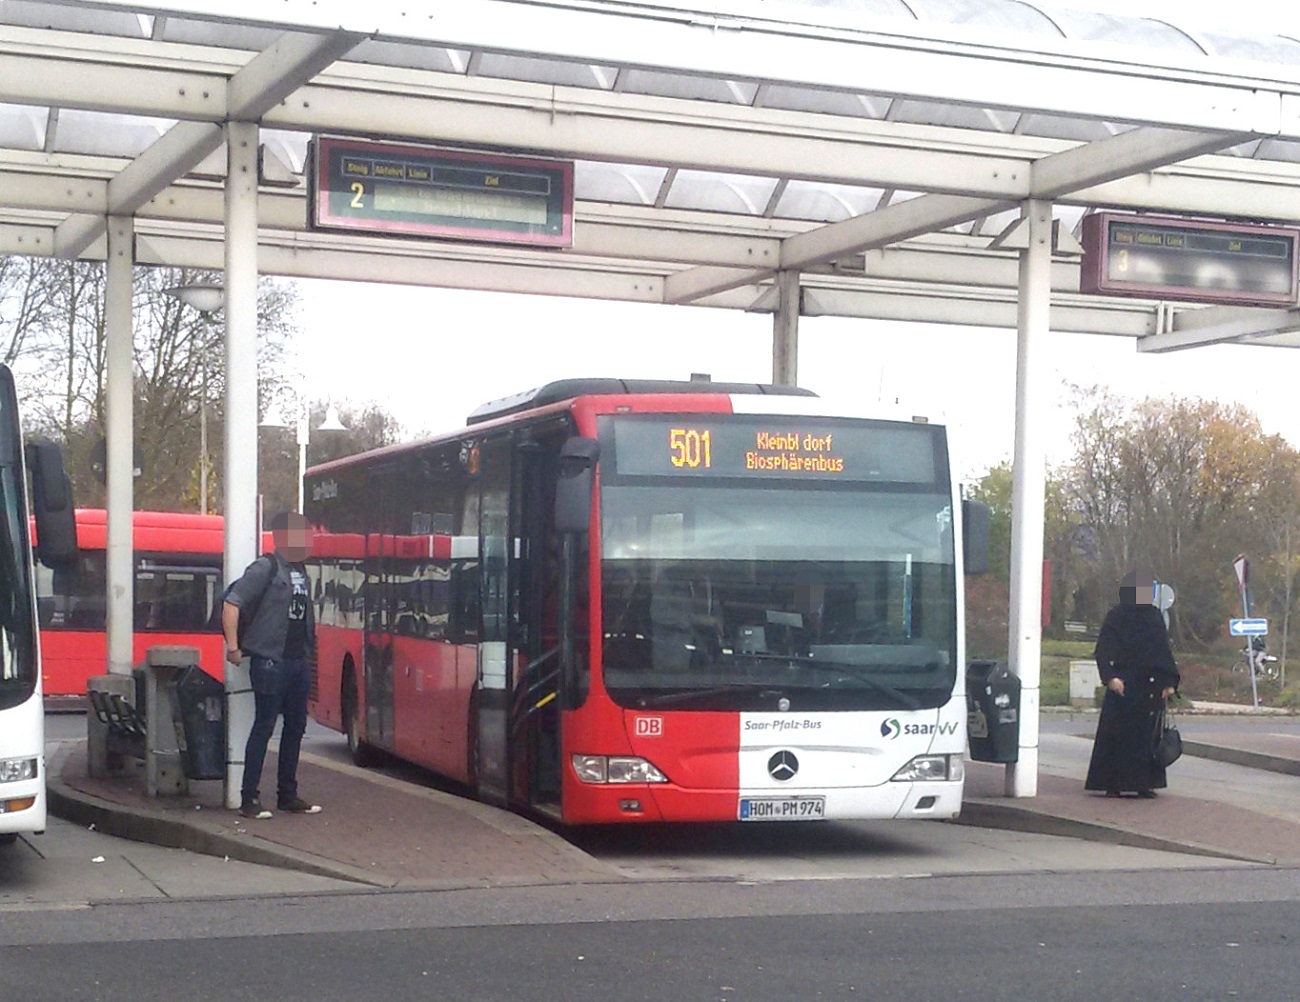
[634,717,664,737]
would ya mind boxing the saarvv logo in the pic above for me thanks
[880,718,901,740]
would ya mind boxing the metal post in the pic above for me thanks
[1006,199,1051,798]
[223,121,261,809]
[772,270,800,386]
[104,216,134,677]
[199,359,208,515]
[296,399,308,514]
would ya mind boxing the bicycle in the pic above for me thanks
[1231,639,1280,681]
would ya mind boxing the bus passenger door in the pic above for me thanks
[474,440,511,806]
[512,436,562,814]
[363,475,396,753]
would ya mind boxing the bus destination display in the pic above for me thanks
[608,416,940,485]
[1080,213,1300,307]
[310,136,573,247]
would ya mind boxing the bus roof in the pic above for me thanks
[30,509,273,556]
[465,378,817,426]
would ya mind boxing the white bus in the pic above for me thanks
[0,364,76,845]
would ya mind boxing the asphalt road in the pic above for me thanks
[15,710,1300,1001]
[3,870,1299,1001]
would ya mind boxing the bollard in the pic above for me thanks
[144,646,202,797]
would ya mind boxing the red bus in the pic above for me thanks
[32,510,248,706]
[305,379,985,825]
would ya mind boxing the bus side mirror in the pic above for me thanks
[962,499,990,577]
[25,440,78,567]
[555,437,600,535]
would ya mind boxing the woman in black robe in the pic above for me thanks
[1084,571,1180,798]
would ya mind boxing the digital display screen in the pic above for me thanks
[310,136,573,247]
[1080,213,1299,306]
[604,415,943,485]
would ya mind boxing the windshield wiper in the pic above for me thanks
[634,684,765,709]
[775,656,925,710]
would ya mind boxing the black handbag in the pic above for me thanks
[1153,709,1183,768]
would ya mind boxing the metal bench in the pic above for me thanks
[87,688,146,761]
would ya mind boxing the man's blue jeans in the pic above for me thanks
[241,656,310,806]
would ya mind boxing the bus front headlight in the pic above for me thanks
[890,754,962,783]
[571,755,668,784]
[0,757,38,784]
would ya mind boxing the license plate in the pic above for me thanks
[739,796,826,821]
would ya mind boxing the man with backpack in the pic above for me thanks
[222,511,322,820]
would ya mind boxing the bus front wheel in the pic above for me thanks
[342,669,379,768]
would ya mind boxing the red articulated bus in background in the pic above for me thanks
[32,510,269,707]
[305,379,987,825]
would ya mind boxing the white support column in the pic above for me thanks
[104,216,134,677]
[1006,199,1051,798]
[223,121,261,809]
[772,270,800,386]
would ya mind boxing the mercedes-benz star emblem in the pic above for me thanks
[767,750,799,782]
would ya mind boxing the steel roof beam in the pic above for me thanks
[3,31,1291,206]
[227,29,368,120]
[665,125,1260,304]
[272,76,1031,200]
[1030,127,1256,199]
[51,28,366,258]
[0,39,226,119]
[0,213,1198,336]
[1068,161,1300,219]
[1137,305,1300,353]
[53,122,220,256]
[132,229,669,303]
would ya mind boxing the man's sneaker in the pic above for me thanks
[239,799,273,820]
[278,797,322,814]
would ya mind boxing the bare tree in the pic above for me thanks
[1,256,299,511]
[258,401,403,522]
[1062,387,1298,649]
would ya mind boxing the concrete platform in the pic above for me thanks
[46,710,1300,886]
[48,742,621,890]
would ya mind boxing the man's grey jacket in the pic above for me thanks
[226,553,316,664]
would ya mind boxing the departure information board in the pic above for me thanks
[309,136,573,247]
[1080,213,1299,306]
[604,415,943,486]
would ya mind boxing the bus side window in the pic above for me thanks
[451,560,480,643]
[34,564,57,627]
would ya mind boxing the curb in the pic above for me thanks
[45,744,389,888]
[1182,741,1300,777]
[955,799,1276,865]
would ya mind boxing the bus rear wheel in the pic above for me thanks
[342,670,379,768]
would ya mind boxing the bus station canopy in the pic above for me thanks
[4,0,1300,353]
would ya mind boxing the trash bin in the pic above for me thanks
[966,659,1020,763]
[169,665,226,780]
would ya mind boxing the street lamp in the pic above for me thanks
[163,282,223,515]
[261,396,347,513]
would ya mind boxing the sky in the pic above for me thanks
[291,0,1300,483]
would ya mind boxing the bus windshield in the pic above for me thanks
[0,458,35,710]
[598,416,957,713]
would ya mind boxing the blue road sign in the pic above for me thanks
[1229,618,1269,636]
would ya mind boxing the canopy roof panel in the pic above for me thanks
[3,0,1300,349]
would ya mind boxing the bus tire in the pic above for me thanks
[0,833,17,847]
[342,668,379,768]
